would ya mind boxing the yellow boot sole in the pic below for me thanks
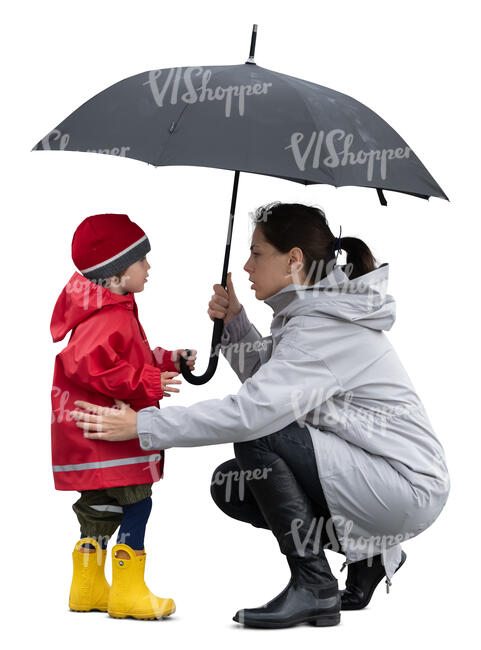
[108,600,176,620]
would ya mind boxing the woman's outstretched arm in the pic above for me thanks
[136,325,341,449]
[73,320,342,448]
[220,305,273,382]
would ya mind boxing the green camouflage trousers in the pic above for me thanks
[72,483,152,542]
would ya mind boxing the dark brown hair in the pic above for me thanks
[251,202,378,282]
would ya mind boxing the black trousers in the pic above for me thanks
[210,421,343,554]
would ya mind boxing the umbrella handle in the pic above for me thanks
[179,317,224,385]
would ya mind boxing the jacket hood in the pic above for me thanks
[263,263,395,331]
[50,271,134,342]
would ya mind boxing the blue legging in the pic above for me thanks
[81,497,152,550]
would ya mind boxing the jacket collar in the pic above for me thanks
[263,264,351,317]
[262,263,393,331]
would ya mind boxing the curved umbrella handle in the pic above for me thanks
[179,317,225,385]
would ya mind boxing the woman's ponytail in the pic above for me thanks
[339,237,378,280]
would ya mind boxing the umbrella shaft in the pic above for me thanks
[221,170,240,287]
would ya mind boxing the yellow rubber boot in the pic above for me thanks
[69,537,110,612]
[108,543,176,620]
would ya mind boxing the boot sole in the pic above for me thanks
[69,605,108,612]
[108,605,176,620]
[341,551,407,611]
[108,611,174,620]
[233,611,341,628]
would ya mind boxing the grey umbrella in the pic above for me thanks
[32,24,448,384]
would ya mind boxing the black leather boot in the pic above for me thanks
[231,453,341,628]
[340,550,407,610]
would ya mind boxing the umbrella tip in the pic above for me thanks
[246,24,258,65]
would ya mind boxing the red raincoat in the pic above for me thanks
[50,271,178,491]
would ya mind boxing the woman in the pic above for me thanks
[72,201,451,629]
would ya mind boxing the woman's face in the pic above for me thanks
[108,256,151,294]
[243,226,306,300]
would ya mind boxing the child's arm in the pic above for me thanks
[59,315,164,403]
[151,347,178,374]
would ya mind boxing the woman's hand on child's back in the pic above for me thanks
[161,371,182,397]
[208,272,242,324]
[72,399,137,442]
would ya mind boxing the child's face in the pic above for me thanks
[109,256,150,294]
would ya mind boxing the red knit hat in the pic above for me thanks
[71,213,151,280]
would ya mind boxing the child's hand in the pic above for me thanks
[171,348,197,372]
[161,371,182,397]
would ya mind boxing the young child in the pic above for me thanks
[50,213,196,620]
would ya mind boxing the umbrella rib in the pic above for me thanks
[154,66,235,167]
[265,68,338,184]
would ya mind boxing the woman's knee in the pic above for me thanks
[209,458,270,529]
[210,458,240,506]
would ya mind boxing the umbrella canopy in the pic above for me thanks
[32,25,448,384]
[32,64,447,202]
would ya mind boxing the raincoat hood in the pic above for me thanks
[263,263,395,332]
[50,271,134,342]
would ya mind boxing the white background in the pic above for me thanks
[3,0,479,646]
